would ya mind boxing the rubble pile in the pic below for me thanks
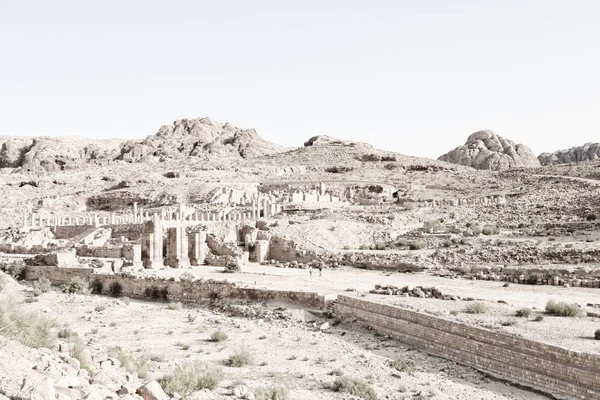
[369,285,459,300]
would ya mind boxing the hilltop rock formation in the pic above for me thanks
[438,130,540,170]
[117,117,284,162]
[539,143,600,166]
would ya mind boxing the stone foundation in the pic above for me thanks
[334,295,600,400]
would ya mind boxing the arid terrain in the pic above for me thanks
[1,119,600,400]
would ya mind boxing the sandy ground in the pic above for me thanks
[22,288,551,400]
[149,263,600,355]
[154,264,600,308]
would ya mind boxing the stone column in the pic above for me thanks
[141,232,154,268]
[188,232,206,266]
[132,243,143,269]
[151,214,164,268]
[166,222,190,268]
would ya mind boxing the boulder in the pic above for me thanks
[438,130,540,170]
[136,381,169,400]
[17,373,56,400]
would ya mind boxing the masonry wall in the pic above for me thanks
[109,224,145,241]
[334,295,600,400]
[53,225,94,239]
[25,265,325,309]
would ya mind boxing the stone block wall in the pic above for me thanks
[53,225,94,239]
[334,295,600,400]
[109,224,145,241]
[24,266,325,309]
[26,265,93,283]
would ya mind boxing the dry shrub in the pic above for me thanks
[108,346,149,379]
[545,300,582,317]
[331,376,377,400]
[0,299,57,348]
[465,302,486,314]
[158,361,223,395]
[254,385,290,400]
[227,346,253,367]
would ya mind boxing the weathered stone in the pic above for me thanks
[136,380,168,400]
[439,131,540,170]
[17,373,56,400]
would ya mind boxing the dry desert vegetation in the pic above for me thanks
[1,119,600,400]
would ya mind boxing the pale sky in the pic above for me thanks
[1,1,599,158]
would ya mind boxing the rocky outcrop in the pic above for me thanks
[438,130,540,170]
[0,136,123,172]
[117,117,284,162]
[304,135,338,147]
[0,138,32,168]
[538,143,600,166]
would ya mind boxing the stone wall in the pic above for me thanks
[53,225,93,239]
[24,266,325,309]
[25,265,93,283]
[109,224,145,241]
[334,295,600,400]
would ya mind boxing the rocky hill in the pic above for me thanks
[438,130,540,170]
[0,117,285,172]
[0,136,123,173]
[116,117,285,162]
[539,143,600,166]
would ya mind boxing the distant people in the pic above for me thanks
[309,265,313,276]
[318,262,323,276]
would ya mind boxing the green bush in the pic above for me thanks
[144,285,168,300]
[255,385,289,400]
[331,376,377,400]
[94,305,106,312]
[61,277,90,295]
[109,281,123,297]
[0,299,57,348]
[595,329,600,340]
[545,300,583,317]
[108,346,149,379]
[209,329,228,342]
[32,277,52,296]
[465,302,486,314]
[158,361,223,395]
[534,315,544,322]
[586,214,597,221]
[515,308,532,318]
[328,368,344,376]
[374,242,386,250]
[408,242,424,251]
[90,278,103,294]
[227,347,253,367]
[0,261,26,280]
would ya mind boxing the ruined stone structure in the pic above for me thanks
[335,295,600,400]
[22,197,284,230]
[411,195,508,208]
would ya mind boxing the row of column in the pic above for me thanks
[24,200,284,229]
